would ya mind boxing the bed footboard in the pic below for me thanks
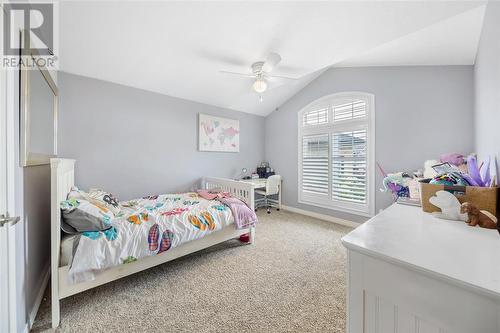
[203,177,255,211]
[203,177,256,244]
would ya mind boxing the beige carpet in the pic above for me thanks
[32,210,352,332]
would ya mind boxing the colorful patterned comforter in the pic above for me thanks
[68,192,236,283]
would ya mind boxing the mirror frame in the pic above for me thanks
[20,30,58,167]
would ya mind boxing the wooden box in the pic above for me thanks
[419,179,499,216]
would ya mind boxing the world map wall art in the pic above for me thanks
[198,114,240,152]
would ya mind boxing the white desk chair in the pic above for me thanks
[255,175,281,214]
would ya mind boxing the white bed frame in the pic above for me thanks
[50,158,255,328]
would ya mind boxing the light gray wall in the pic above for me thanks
[58,72,265,200]
[474,1,500,170]
[23,166,51,321]
[265,66,474,222]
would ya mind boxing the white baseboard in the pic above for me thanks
[26,264,50,332]
[281,205,361,228]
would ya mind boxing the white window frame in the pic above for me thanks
[298,92,375,217]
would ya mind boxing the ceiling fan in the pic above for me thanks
[219,52,299,101]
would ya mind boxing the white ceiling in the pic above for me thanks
[59,1,487,116]
[337,5,486,67]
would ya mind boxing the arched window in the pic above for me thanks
[298,92,375,216]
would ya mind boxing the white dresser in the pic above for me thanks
[342,204,500,333]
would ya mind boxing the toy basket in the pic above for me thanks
[419,179,499,216]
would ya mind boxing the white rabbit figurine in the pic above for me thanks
[429,190,468,221]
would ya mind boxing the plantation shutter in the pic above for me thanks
[303,106,328,126]
[331,129,367,203]
[333,100,367,122]
[302,134,329,194]
[299,94,372,215]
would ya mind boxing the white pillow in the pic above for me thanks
[67,187,121,215]
[60,197,114,234]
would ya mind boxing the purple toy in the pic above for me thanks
[440,153,465,166]
[467,155,492,187]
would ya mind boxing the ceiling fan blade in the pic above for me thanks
[265,81,287,92]
[262,52,281,73]
[265,75,300,88]
[267,74,300,81]
[218,70,255,79]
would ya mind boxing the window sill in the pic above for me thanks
[298,198,373,218]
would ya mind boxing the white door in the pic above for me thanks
[0,64,18,333]
[0,119,17,330]
[1,3,20,331]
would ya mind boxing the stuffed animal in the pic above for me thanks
[460,202,498,229]
[424,160,439,179]
[440,153,464,166]
[381,172,412,199]
[429,190,468,221]
[381,172,412,191]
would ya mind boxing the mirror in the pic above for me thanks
[20,33,58,166]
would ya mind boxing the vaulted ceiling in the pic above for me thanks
[59,1,486,116]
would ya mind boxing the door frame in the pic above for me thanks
[0,66,11,333]
[1,2,20,331]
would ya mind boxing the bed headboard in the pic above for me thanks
[51,158,75,269]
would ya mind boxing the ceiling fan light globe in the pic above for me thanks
[252,79,267,93]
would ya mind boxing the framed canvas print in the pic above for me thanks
[198,114,240,152]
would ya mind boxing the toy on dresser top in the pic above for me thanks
[379,153,499,217]
[377,163,423,206]
[460,202,498,230]
[428,190,467,221]
[423,152,500,235]
[429,190,499,234]
[377,153,470,203]
[424,153,467,179]
[425,153,495,187]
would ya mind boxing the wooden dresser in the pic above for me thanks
[342,204,500,333]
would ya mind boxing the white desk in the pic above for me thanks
[342,204,500,333]
[239,178,281,209]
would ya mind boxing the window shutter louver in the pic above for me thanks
[303,107,328,126]
[331,130,367,203]
[302,135,329,194]
[333,100,366,122]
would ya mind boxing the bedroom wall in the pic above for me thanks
[23,166,51,324]
[474,1,500,170]
[265,66,475,223]
[58,72,265,200]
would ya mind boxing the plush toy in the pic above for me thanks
[440,153,465,166]
[381,172,412,191]
[381,172,412,199]
[429,190,468,221]
[460,202,498,230]
[424,160,439,179]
